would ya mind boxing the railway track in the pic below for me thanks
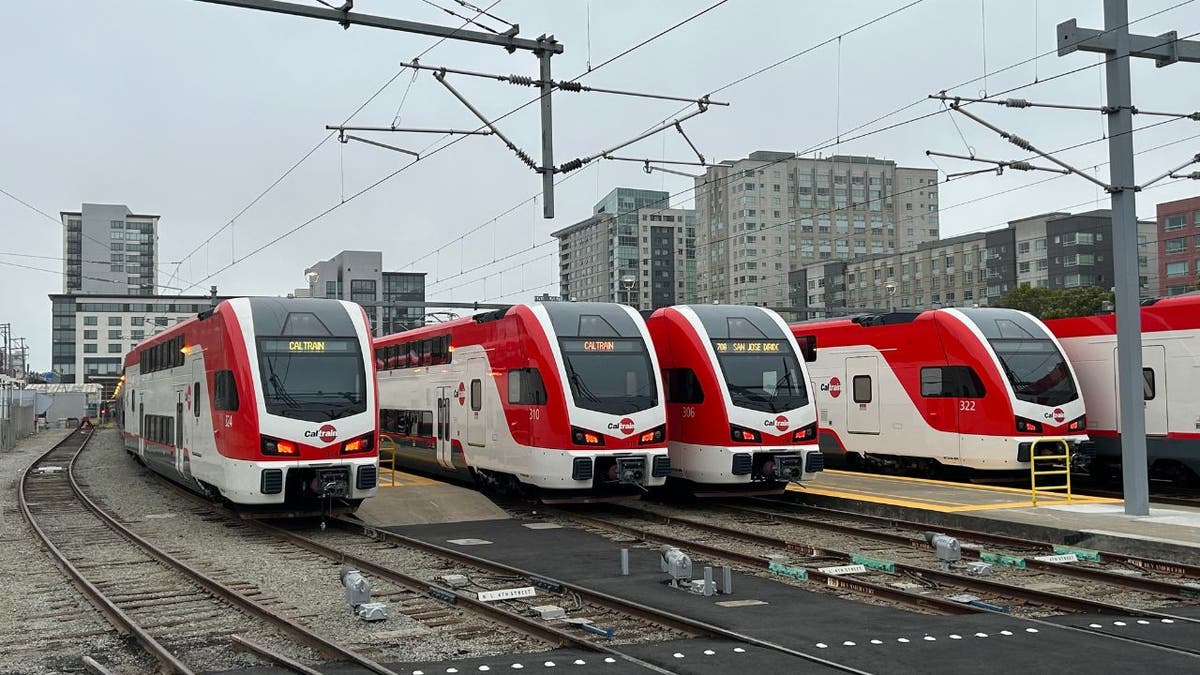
[19,428,400,675]
[123,436,874,673]
[548,502,1200,658]
[748,498,1200,585]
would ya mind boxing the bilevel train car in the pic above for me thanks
[1045,294,1200,484]
[791,307,1088,474]
[645,305,823,495]
[374,302,669,502]
[120,297,379,512]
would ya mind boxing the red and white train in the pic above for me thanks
[375,302,669,501]
[120,297,379,511]
[792,307,1088,473]
[645,305,823,494]
[1045,294,1200,484]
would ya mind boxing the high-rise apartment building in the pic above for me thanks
[1157,195,1200,296]
[788,209,1158,317]
[694,152,939,306]
[552,188,696,310]
[298,250,426,336]
[60,203,159,296]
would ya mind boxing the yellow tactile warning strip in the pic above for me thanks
[376,468,440,487]
[787,470,1121,512]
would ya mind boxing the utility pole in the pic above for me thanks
[1058,0,1200,515]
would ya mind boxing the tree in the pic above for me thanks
[995,285,1114,320]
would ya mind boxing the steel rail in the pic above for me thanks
[760,498,1200,581]
[554,510,979,616]
[19,430,195,675]
[723,501,1200,600]
[328,516,878,675]
[605,504,1200,621]
[249,520,678,674]
[57,433,402,675]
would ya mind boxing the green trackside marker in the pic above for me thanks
[1053,546,1100,562]
[768,560,809,581]
[851,555,896,574]
[980,552,1026,569]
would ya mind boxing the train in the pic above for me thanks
[120,297,379,512]
[645,304,823,494]
[791,307,1088,474]
[1045,294,1200,485]
[374,302,670,502]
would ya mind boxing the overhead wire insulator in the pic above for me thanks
[556,81,583,92]
[1003,98,1032,108]
[1008,161,1035,171]
[558,158,585,173]
[508,74,536,86]
[1005,133,1034,151]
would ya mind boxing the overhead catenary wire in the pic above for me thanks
[433,124,1199,303]
[420,0,1199,287]
[187,0,735,292]
[172,0,508,294]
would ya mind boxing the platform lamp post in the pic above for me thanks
[620,274,637,308]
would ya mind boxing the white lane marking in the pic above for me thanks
[949,634,962,640]
[1026,628,1039,633]
[843,641,856,647]
[923,636,936,641]
[703,650,716,655]
[870,639,883,645]
[897,638,910,643]
[975,633,989,638]
[816,643,828,649]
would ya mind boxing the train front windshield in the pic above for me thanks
[712,339,809,413]
[258,338,368,422]
[559,338,658,415]
[956,308,1079,408]
[989,338,1078,407]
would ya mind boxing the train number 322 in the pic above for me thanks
[959,400,976,411]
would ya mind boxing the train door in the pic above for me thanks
[138,399,145,457]
[1139,345,1168,436]
[845,356,880,435]
[466,357,487,447]
[435,385,454,469]
[175,389,188,476]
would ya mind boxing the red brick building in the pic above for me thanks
[1157,195,1200,296]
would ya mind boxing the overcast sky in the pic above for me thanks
[3,0,1198,371]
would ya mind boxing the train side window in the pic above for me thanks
[852,375,872,403]
[921,366,986,398]
[470,379,482,411]
[420,340,433,366]
[193,383,201,417]
[1143,368,1155,400]
[214,370,239,411]
[795,334,818,362]
[508,368,547,405]
[665,368,704,404]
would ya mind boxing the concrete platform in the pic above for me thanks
[791,470,1200,564]
[354,468,510,527]
[368,517,1200,673]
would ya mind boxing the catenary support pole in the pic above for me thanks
[538,47,556,218]
[1101,0,1149,516]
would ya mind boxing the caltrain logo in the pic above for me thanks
[456,382,466,406]
[607,418,636,435]
[1045,408,1066,424]
[304,424,338,443]
[821,376,842,399]
[766,415,790,432]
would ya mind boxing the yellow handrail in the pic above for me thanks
[378,435,397,487]
[1029,437,1072,506]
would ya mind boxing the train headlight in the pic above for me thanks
[638,425,665,445]
[730,425,762,443]
[571,426,605,446]
[1067,415,1086,432]
[791,422,817,443]
[1015,417,1043,434]
[341,433,374,454]
[261,435,298,456]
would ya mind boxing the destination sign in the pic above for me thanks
[259,338,356,353]
[560,338,643,353]
[712,340,786,354]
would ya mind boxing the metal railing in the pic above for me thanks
[1029,438,1073,506]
